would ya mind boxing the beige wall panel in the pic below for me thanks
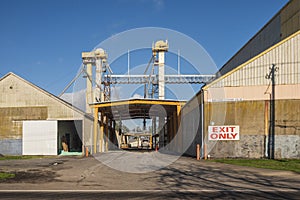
[207,84,300,102]
[83,116,93,150]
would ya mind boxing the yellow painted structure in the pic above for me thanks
[90,99,185,153]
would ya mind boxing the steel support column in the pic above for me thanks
[172,110,177,150]
[93,107,98,154]
[105,116,109,151]
[86,63,93,113]
[177,105,181,153]
[158,51,165,100]
[99,112,104,153]
[95,58,102,102]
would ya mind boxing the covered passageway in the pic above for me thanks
[90,99,185,153]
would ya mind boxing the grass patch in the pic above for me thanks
[0,172,15,180]
[0,155,55,160]
[209,159,300,173]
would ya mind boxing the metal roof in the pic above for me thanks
[91,99,185,120]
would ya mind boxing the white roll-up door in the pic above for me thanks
[23,121,57,155]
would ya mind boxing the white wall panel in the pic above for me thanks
[23,121,57,155]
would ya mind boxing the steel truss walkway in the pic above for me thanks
[103,74,215,84]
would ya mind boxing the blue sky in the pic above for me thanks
[0,0,288,95]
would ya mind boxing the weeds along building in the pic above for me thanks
[0,73,93,155]
[179,0,300,159]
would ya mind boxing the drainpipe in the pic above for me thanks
[201,94,204,159]
[200,86,206,159]
[264,99,269,158]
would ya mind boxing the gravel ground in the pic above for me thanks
[0,152,299,199]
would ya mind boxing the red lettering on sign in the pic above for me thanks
[227,133,232,139]
[210,133,218,139]
[212,127,218,132]
[231,133,238,139]
[219,133,226,139]
[219,127,225,132]
[208,126,239,140]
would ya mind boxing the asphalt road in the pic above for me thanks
[0,151,299,199]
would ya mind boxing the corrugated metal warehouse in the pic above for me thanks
[0,73,93,155]
[177,0,300,159]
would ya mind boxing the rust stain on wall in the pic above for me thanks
[0,107,47,139]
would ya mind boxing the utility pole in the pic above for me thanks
[265,64,278,159]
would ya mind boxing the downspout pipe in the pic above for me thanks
[200,84,206,159]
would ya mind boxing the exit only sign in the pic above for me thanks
[208,126,240,141]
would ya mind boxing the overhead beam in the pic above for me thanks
[103,74,215,84]
[91,99,185,108]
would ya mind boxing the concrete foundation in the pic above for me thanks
[0,139,22,155]
[275,135,300,158]
[207,135,265,158]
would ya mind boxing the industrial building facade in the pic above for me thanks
[203,31,300,159]
[0,1,299,159]
[177,0,300,159]
[0,73,93,155]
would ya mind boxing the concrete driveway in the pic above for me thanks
[0,151,299,199]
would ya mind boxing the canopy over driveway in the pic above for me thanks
[90,99,185,153]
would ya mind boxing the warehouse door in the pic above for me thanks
[58,120,83,154]
[22,120,57,155]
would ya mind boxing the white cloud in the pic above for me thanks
[58,57,64,63]
[61,89,86,111]
[132,93,144,99]
[152,0,164,11]
[36,61,42,65]
[134,0,164,11]
[111,86,121,100]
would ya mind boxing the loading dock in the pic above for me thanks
[58,120,83,154]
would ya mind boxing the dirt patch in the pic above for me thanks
[0,169,58,184]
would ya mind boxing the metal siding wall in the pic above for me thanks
[281,0,300,39]
[211,34,300,88]
[173,96,202,157]
[220,0,300,76]
[83,117,93,153]
[219,15,281,76]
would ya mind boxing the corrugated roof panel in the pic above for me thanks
[207,32,299,89]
